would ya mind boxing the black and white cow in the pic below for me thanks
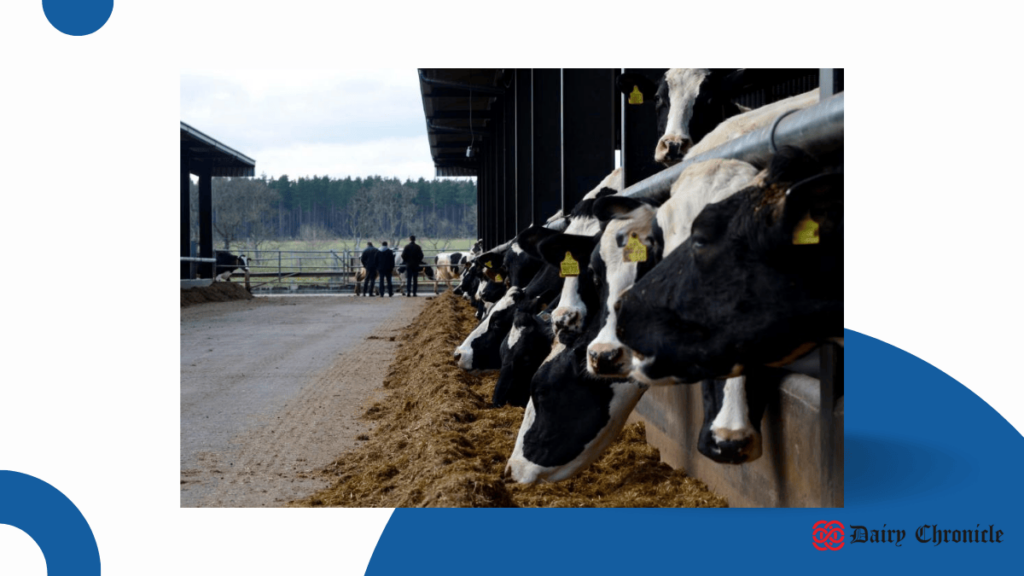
[434,252,466,291]
[454,168,623,374]
[618,146,843,385]
[618,69,750,166]
[505,232,647,483]
[214,251,249,282]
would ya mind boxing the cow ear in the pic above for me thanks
[537,233,599,270]
[516,225,561,259]
[476,250,504,272]
[783,172,844,245]
[617,73,657,100]
[594,196,646,223]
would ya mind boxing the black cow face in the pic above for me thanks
[493,306,553,408]
[454,287,524,372]
[619,147,843,384]
[505,338,647,483]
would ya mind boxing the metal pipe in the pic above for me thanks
[180,256,217,263]
[418,70,504,96]
[622,92,844,200]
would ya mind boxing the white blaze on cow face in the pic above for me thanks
[707,376,761,461]
[655,69,710,165]
[587,204,659,378]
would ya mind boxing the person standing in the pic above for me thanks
[400,235,424,297]
[360,241,378,297]
[377,241,396,297]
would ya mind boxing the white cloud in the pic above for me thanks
[255,136,440,181]
[180,69,444,180]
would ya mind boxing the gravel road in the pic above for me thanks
[180,294,427,507]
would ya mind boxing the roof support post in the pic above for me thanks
[197,162,214,279]
[515,69,533,231]
[560,69,616,212]
[181,146,191,279]
[502,86,517,243]
[532,69,562,226]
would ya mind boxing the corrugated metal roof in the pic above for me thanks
[418,69,506,178]
[180,121,257,177]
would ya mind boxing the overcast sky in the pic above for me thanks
[181,69,445,181]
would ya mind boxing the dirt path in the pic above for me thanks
[180,294,427,507]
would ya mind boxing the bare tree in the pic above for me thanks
[298,222,334,250]
[210,177,279,251]
[348,180,417,245]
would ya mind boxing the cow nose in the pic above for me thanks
[589,348,623,374]
[655,135,692,164]
[453,352,462,362]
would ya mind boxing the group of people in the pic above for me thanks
[359,235,425,298]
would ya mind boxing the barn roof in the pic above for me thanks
[418,69,506,177]
[180,121,257,177]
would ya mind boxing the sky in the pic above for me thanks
[180,69,444,182]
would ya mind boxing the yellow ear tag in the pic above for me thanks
[793,213,820,245]
[484,260,493,268]
[560,252,580,278]
[494,274,503,282]
[628,86,644,105]
[623,232,648,263]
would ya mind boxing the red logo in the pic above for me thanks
[813,520,845,550]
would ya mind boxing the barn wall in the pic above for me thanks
[629,375,844,508]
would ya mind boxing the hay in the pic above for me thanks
[181,282,253,308]
[292,291,726,508]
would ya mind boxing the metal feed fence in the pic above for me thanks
[237,248,463,294]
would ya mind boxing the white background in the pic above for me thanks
[1,1,1022,574]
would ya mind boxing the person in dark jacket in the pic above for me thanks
[360,242,378,297]
[377,241,396,297]
[400,235,424,297]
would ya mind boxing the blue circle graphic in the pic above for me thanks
[0,471,100,575]
[366,330,1024,574]
[42,0,113,36]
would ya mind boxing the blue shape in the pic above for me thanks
[42,0,113,36]
[0,471,100,575]
[366,330,1024,574]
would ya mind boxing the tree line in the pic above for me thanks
[189,174,477,251]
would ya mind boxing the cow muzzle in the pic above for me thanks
[699,429,763,464]
[654,134,692,165]
[587,345,629,377]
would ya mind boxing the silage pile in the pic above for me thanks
[181,282,253,307]
[293,291,727,508]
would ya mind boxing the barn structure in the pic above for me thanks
[418,68,844,507]
[180,121,256,283]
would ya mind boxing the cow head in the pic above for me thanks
[505,341,648,483]
[454,287,524,372]
[585,196,662,378]
[493,304,553,408]
[653,69,747,166]
[535,232,600,342]
[619,146,844,384]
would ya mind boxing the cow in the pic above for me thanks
[434,252,466,291]
[618,69,748,166]
[395,252,434,294]
[618,145,843,386]
[214,251,249,282]
[505,232,647,483]
[453,168,622,374]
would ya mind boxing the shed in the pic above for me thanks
[180,121,256,281]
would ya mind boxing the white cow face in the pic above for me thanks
[586,198,660,378]
[655,68,710,165]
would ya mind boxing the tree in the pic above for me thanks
[211,177,280,251]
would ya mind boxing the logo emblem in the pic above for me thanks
[813,520,845,550]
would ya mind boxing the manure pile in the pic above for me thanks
[293,291,726,508]
[181,282,253,307]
